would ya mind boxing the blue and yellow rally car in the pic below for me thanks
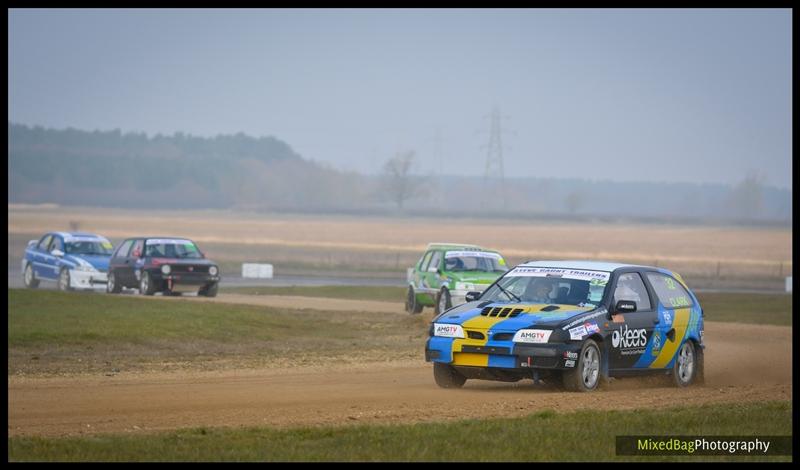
[425,260,704,392]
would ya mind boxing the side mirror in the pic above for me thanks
[465,291,482,302]
[615,300,637,313]
[27,240,38,248]
[51,249,65,257]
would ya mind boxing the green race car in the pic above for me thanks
[406,243,509,315]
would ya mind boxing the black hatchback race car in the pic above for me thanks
[106,237,220,297]
[426,260,704,392]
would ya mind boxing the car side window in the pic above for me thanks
[428,251,442,272]
[130,240,145,259]
[38,234,53,251]
[613,272,652,311]
[50,236,64,253]
[646,272,694,309]
[419,251,433,271]
[114,240,134,259]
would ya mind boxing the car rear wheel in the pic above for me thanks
[562,339,601,392]
[23,263,39,289]
[435,287,452,315]
[405,286,423,314]
[107,271,122,294]
[672,341,697,387]
[58,268,72,292]
[139,272,156,296]
[433,362,467,389]
[199,282,218,297]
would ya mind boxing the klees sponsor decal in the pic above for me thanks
[562,309,607,330]
[569,325,588,340]
[612,325,648,356]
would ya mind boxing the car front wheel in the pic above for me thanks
[140,272,156,296]
[199,282,218,297]
[405,286,423,314]
[435,287,452,315]
[58,268,72,292]
[433,362,467,389]
[23,263,39,289]
[107,271,122,294]
[562,339,602,392]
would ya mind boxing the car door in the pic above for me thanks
[46,235,66,279]
[124,239,145,286]
[425,250,444,292]
[32,233,53,278]
[642,271,698,370]
[606,271,658,371]
[415,250,433,292]
[110,239,134,286]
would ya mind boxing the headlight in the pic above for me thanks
[512,329,553,344]
[74,264,97,272]
[433,323,465,338]
[161,264,171,275]
[209,266,218,276]
[455,282,475,291]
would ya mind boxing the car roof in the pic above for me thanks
[426,242,485,251]
[54,231,106,239]
[519,260,656,272]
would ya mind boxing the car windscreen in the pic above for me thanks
[145,239,203,259]
[444,251,508,273]
[481,266,611,307]
[64,238,114,256]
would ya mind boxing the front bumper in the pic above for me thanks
[153,272,220,291]
[69,270,108,289]
[425,337,582,370]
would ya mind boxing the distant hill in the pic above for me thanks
[8,123,791,224]
[8,123,368,209]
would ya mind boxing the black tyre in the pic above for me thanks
[23,263,39,289]
[562,339,602,392]
[58,268,72,292]
[405,286,423,314]
[107,271,122,294]
[671,341,698,387]
[199,282,218,297]
[434,287,452,315]
[433,362,467,389]
[139,272,156,296]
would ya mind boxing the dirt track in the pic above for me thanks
[8,321,791,437]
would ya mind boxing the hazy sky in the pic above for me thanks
[8,9,792,188]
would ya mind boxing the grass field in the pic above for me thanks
[221,286,793,326]
[7,289,427,376]
[8,401,791,461]
[8,288,792,376]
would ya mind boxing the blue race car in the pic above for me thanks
[21,232,114,291]
[425,260,704,392]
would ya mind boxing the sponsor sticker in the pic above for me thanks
[564,360,576,368]
[563,351,578,360]
[434,323,463,338]
[569,325,588,341]
[664,312,672,324]
[562,310,606,330]
[445,251,502,260]
[513,329,552,344]
[584,322,600,334]
[507,267,611,283]
[651,331,662,354]
[146,239,195,245]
